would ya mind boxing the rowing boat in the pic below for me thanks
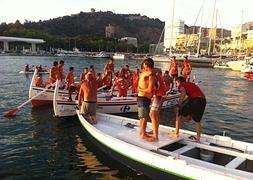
[19,70,49,74]
[53,80,179,117]
[76,112,253,179]
[53,79,137,116]
[29,70,137,107]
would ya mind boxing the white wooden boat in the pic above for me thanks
[77,112,253,179]
[53,80,179,117]
[53,80,138,117]
[28,70,129,107]
[19,70,49,74]
[28,69,72,107]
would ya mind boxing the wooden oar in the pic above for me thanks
[97,85,107,91]
[3,88,49,117]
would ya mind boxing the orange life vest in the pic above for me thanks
[170,61,178,75]
[66,71,75,87]
[35,77,43,87]
[132,73,139,93]
[116,77,127,97]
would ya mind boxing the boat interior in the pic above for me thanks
[94,113,253,178]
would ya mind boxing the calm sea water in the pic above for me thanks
[0,55,253,179]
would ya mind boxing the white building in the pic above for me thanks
[164,20,185,52]
[121,37,138,47]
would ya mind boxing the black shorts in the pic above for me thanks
[171,74,178,79]
[68,85,78,92]
[179,98,206,122]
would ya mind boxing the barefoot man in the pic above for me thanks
[138,58,156,141]
[78,72,98,124]
[171,76,206,142]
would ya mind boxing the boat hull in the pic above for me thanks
[83,123,178,180]
[227,60,246,71]
[241,65,253,73]
[54,93,179,117]
[77,112,253,179]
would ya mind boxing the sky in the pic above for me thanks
[0,0,252,30]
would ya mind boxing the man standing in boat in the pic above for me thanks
[110,72,128,97]
[48,61,59,86]
[58,60,65,81]
[65,67,77,101]
[168,56,178,88]
[103,57,115,88]
[181,56,192,82]
[78,72,98,124]
[171,76,206,142]
[138,58,157,141]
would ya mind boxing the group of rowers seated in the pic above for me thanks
[24,64,47,73]
[34,60,177,101]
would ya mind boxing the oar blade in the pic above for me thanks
[3,108,18,117]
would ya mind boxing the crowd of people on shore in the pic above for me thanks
[34,55,206,142]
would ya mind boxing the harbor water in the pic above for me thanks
[0,56,253,179]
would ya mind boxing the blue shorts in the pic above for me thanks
[137,96,151,121]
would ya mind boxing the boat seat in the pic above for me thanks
[116,129,183,151]
[173,145,195,154]
[225,157,246,169]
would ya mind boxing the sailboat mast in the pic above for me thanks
[239,10,243,56]
[212,9,218,54]
[154,26,165,55]
[169,0,175,57]
[196,0,205,57]
[208,0,216,56]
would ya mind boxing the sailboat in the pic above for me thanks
[226,11,253,71]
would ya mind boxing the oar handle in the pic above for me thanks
[97,85,107,91]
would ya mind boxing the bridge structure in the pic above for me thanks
[0,36,45,53]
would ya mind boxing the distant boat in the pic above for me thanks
[153,54,216,68]
[19,70,49,74]
[227,57,253,71]
[113,53,128,60]
[90,52,111,58]
[227,60,247,71]
[213,60,231,69]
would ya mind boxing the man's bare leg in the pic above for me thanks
[147,111,158,142]
[195,122,202,143]
[170,114,181,138]
[140,118,150,139]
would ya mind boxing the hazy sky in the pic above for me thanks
[0,0,252,30]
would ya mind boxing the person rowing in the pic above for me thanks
[48,61,59,86]
[34,73,45,87]
[65,67,78,101]
[110,72,128,97]
[103,57,114,88]
[58,60,65,81]
[181,56,192,82]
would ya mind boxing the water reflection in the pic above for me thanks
[75,135,120,180]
